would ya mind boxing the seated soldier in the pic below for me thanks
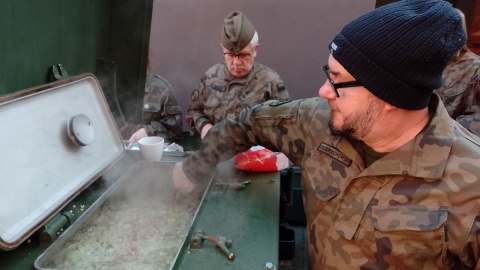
[120,72,183,144]
[186,10,291,139]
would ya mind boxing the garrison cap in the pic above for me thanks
[221,11,255,52]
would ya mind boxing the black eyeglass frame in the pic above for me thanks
[323,65,362,97]
[223,52,251,60]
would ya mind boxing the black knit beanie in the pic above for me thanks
[329,0,467,110]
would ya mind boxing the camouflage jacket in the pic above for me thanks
[182,94,480,269]
[434,48,480,137]
[119,73,183,143]
[186,62,290,133]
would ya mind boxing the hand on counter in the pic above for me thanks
[129,127,148,142]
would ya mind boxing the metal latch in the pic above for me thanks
[49,64,70,82]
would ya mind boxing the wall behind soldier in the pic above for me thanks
[148,0,375,130]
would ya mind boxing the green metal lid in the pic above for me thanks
[0,74,124,250]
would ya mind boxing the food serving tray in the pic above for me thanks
[34,161,206,270]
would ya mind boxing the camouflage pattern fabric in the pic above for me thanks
[186,62,290,133]
[182,94,480,269]
[119,73,183,143]
[434,47,480,137]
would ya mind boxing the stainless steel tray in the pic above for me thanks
[34,161,206,270]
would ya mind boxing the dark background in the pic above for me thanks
[1,0,474,130]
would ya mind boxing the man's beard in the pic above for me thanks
[328,114,357,140]
[328,96,383,141]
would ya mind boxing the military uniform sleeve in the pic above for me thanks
[456,111,480,137]
[269,75,291,101]
[144,89,183,143]
[466,214,480,268]
[435,53,480,136]
[185,75,212,134]
[454,77,480,137]
[142,77,183,143]
[182,98,326,183]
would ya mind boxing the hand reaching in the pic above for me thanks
[173,162,195,193]
[129,127,148,142]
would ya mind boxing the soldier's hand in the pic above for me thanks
[200,123,213,139]
[173,162,195,193]
[129,127,148,142]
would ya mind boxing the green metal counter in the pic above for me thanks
[174,159,280,270]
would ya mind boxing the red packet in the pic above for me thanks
[234,146,289,172]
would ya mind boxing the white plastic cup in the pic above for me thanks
[138,136,164,161]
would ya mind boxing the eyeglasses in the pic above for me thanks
[323,65,362,97]
[224,52,251,60]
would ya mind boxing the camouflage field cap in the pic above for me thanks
[221,11,255,52]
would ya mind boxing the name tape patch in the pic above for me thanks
[318,143,352,167]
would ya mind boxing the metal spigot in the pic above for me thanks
[203,234,234,260]
[190,230,234,260]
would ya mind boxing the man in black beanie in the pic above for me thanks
[174,0,480,269]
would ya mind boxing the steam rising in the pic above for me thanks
[41,161,202,270]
